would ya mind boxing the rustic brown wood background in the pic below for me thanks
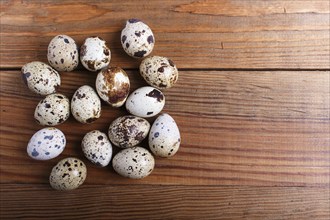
[1,0,329,219]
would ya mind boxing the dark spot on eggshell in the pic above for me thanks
[122,35,127,43]
[135,131,145,141]
[128,18,140,23]
[31,148,39,157]
[97,36,104,41]
[86,60,96,71]
[45,103,51,108]
[98,135,103,140]
[134,50,147,57]
[86,117,98,123]
[63,161,70,167]
[80,45,87,57]
[60,58,64,64]
[54,84,60,91]
[102,67,130,105]
[103,47,110,56]
[147,111,153,115]
[135,32,141,37]
[168,59,175,67]
[126,115,136,120]
[64,38,69,43]
[95,161,102,166]
[158,66,164,73]
[154,132,159,138]
[102,57,109,64]
[146,89,164,102]
[75,91,86,99]
[21,72,31,85]
[126,43,129,48]
[147,35,154,44]
[159,82,167,88]
[44,135,54,140]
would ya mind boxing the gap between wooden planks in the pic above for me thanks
[1,70,329,186]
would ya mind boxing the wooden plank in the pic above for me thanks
[1,0,329,69]
[1,70,329,186]
[0,184,329,219]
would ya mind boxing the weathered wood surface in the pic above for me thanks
[0,0,329,219]
[1,70,329,187]
[1,185,329,220]
[1,0,329,69]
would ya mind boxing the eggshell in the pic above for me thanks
[47,35,79,72]
[27,127,66,160]
[81,130,112,167]
[80,36,111,71]
[112,147,155,179]
[125,86,165,118]
[149,113,181,157]
[121,18,155,58]
[34,93,70,126]
[49,157,87,191]
[71,85,101,124]
[108,115,150,148]
[95,66,130,107]
[140,56,178,89]
[21,61,61,96]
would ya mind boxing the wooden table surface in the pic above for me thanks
[0,0,329,219]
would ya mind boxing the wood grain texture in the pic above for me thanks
[1,184,329,220]
[1,0,329,69]
[1,0,330,219]
[1,70,329,186]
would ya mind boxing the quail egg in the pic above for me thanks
[95,66,130,107]
[21,61,61,96]
[108,115,150,148]
[149,113,181,157]
[27,127,66,160]
[112,146,155,179]
[49,157,87,191]
[34,93,70,126]
[80,36,111,71]
[82,130,112,167]
[125,86,165,118]
[140,56,178,89]
[121,18,155,58]
[71,85,101,124]
[47,35,79,72]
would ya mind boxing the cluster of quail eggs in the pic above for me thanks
[23,19,180,191]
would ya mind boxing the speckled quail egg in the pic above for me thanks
[49,157,87,191]
[47,35,79,72]
[34,93,70,126]
[71,85,101,124]
[112,146,155,179]
[149,113,181,157]
[80,36,111,71]
[21,61,61,96]
[95,66,130,107]
[125,86,165,118]
[108,115,150,148]
[82,130,112,167]
[140,56,179,89]
[121,18,155,58]
[27,127,66,160]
